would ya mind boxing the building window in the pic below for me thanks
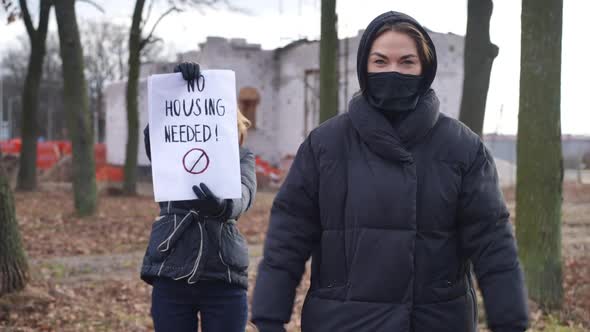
[238,87,260,129]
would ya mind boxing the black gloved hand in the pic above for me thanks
[192,183,232,218]
[174,62,201,92]
[143,125,151,161]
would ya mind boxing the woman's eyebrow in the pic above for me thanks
[369,51,387,59]
[400,54,418,60]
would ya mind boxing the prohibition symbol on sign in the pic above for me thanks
[182,148,210,174]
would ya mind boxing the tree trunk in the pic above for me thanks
[97,87,105,142]
[458,0,499,137]
[16,0,52,191]
[516,0,563,310]
[123,0,146,195]
[0,166,29,296]
[54,0,97,216]
[319,0,338,124]
[17,45,43,191]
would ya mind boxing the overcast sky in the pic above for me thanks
[0,0,588,135]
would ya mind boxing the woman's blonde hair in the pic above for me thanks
[237,109,251,146]
[376,22,434,69]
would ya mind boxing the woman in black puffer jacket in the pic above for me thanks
[252,11,528,332]
[140,62,256,332]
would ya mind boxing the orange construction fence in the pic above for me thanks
[255,156,282,181]
[0,139,116,179]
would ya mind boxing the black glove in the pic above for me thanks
[174,62,201,92]
[144,125,151,161]
[192,183,232,218]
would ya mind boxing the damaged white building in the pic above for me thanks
[104,29,464,166]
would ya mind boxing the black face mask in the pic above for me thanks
[366,71,423,112]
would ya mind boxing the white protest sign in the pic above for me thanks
[147,70,241,202]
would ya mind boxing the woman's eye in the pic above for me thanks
[402,60,415,65]
[374,59,386,65]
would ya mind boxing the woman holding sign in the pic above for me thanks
[251,11,528,332]
[140,63,256,332]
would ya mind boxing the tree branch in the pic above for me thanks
[139,35,163,51]
[18,0,35,38]
[140,36,163,55]
[36,0,52,44]
[140,6,181,50]
[77,0,105,13]
[141,0,155,31]
[2,0,14,12]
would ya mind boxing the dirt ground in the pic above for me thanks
[0,182,588,331]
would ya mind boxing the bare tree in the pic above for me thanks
[0,165,29,296]
[81,21,130,142]
[319,0,338,124]
[1,33,62,90]
[2,0,53,191]
[0,0,31,283]
[43,33,63,83]
[81,20,163,142]
[458,0,498,137]
[1,33,73,141]
[0,0,31,288]
[54,0,97,216]
[516,0,563,310]
[123,0,231,195]
[1,37,30,83]
[1,17,164,144]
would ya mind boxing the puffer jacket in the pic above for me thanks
[252,11,528,332]
[140,140,256,289]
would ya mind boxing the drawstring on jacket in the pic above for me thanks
[156,206,205,284]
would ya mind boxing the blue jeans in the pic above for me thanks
[151,278,248,332]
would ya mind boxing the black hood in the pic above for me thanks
[357,11,438,96]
